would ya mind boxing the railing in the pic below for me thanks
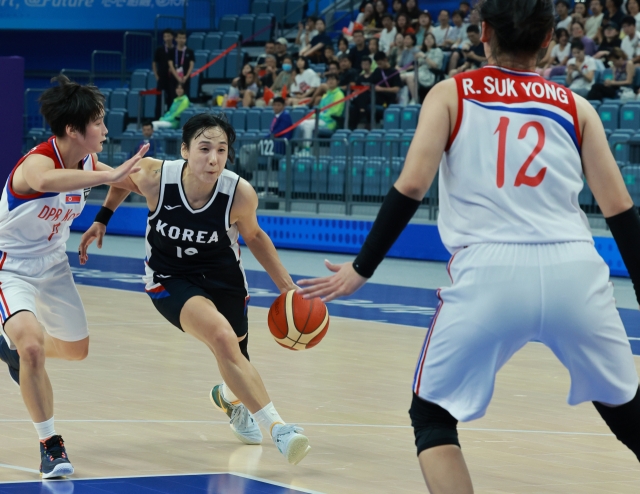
[325,0,356,32]
[23,88,47,133]
[123,32,154,74]
[90,50,125,85]
[184,0,215,30]
[59,69,92,85]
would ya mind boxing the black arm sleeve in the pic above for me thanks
[606,207,640,304]
[352,186,421,278]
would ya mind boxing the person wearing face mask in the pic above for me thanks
[257,56,296,106]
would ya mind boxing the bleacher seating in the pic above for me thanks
[130,70,149,90]
[204,33,222,52]
[106,110,126,139]
[238,15,255,42]
[222,32,242,50]
[251,0,269,14]
[254,14,275,43]
[285,0,304,26]
[270,0,287,25]
[207,50,226,79]
[400,106,419,130]
[188,32,205,51]
[110,89,128,111]
[621,164,640,205]
[598,103,619,132]
[219,15,238,32]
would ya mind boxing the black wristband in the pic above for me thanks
[606,206,640,304]
[94,206,114,226]
[353,186,421,278]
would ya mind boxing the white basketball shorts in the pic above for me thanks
[413,241,639,422]
[0,248,88,350]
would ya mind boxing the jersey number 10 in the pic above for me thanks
[494,116,547,189]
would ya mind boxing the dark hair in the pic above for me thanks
[183,113,236,163]
[570,38,585,51]
[591,0,603,6]
[142,120,153,128]
[272,96,286,105]
[265,40,275,45]
[622,15,636,26]
[338,53,350,61]
[439,9,449,15]
[382,13,393,21]
[296,56,310,69]
[353,29,365,36]
[404,33,417,45]
[316,17,326,25]
[162,28,174,36]
[374,51,388,61]
[422,32,438,50]
[361,56,372,64]
[175,30,187,37]
[555,27,569,39]
[325,73,340,82]
[325,44,335,52]
[611,0,623,7]
[329,60,340,69]
[39,75,105,137]
[307,15,318,23]
[369,37,380,50]
[466,24,480,34]
[479,0,555,57]
[452,9,463,18]
[460,1,471,6]
[555,0,569,7]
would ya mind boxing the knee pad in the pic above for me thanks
[409,393,460,456]
[239,334,249,361]
[594,386,640,461]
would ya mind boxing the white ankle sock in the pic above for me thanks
[34,417,55,441]
[253,402,285,435]
[221,382,240,404]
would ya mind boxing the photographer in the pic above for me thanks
[448,25,486,76]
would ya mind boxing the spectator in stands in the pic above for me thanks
[256,41,276,74]
[358,56,374,79]
[628,0,640,24]
[555,0,572,29]
[587,47,634,99]
[458,1,471,22]
[256,55,296,107]
[356,3,379,34]
[152,83,190,130]
[404,32,444,103]
[349,30,371,69]
[392,0,406,17]
[380,14,398,53]
[396,13,416,35]
[415,10,433,48]
[604,0,625,27]
[338,55,360,91]
[224,64,259,108]
[405,0,421,25]
[388,32,406,67]
[374,0,388,28]
[540,28,571,77]
[467,7,482,34]
[168,30,195,99]
[443,10,468,50]
[287,57,321,105]
[300,18,333,62]
[133,121,159,157]
[337,37,350,58]
[587,0,605,38]
[565,38,597,96]
[298,73,345,147]
[571,20,597,55]
[274,38,290,68]
[397,33,419,72]
[448,25,486,76]
[432,10,452,47]
[296,17,319,53]
[260,55,279,88]
[594,21,622,65]
[370,51,401,108]
[153,28,175,118]
[621,16,640,64]
[572,0,589,24]
[268,97,294,153]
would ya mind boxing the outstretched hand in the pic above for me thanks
[78,222,106,265]
[105,143,149,183]
[296,259,368,302]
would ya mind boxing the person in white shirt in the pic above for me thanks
[286,57,321,106]
[586,0,605,38]
[295,16,319,52]
[431,10,451,47]
[556,0,572,29]
[566,38,597,95]
[445,10,469,49]
[621,15,640,64]
[626,0,640,25]
[380,14,398,53]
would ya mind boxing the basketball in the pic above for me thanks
[268,290,329,350]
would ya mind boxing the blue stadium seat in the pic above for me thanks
[598,103,619,131]
[330,133,349,157]
[382,130,402,159]
[285,0,304,25]
[110,90,128,111]
[246,109,262,131]
[188,32,205,52]
[252,0,269,14]
[195,49,209,75]
[204,33,222,52]
[328,158,346,196]
[222,32,242,50]
[127,90,141,118]
[207,51,226,79]
[290,107,309,126]
[293,157,313,194]
[106,110,125,139]
[391,157,404,182]
[311,158,329,195]
[621,164,640,205]
[400,107,419,130]
[633,67,640,90]
[254,14,275,43]
[189,73,199,100]
[351,157,365,196]
[400,131,414,157]
[270,0,287,25]
[131,70,149,90]
[383,107,401,130]
[628,132,640,163]
[587,100,601,111]
[349,131,367,157]
[609,132,631,163]
[365,131,383,157]
[180,109,195,128]
[620,104,640,130]
[225,50,245,79]
[232,109,247,131]
[363,157,383,196]
[146,71,156,90]
[238,15,255,42]
[219,15,238,32]
[99,88,112,108]
[261,109,275,131]
[550,75,566,86]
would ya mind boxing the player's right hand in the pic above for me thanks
[78,222,107,265]
[296,259,368,302]
[105,143,149,184]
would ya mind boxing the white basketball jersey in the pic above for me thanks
[0,137,93,257]
[438,66,592,254]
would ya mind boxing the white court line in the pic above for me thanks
[0,419,614,436]
[0,471,325,492]
[0,462,39,474]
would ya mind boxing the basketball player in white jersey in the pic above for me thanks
[0,76,146,478]
[78,113,311,465]
[298,0,640,490]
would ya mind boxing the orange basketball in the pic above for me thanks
[268,290,329,350]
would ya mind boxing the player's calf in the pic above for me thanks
[594,386,640,461]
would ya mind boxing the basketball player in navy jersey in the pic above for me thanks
[0,75,146,478]
[299,0,640,491]
[79,113,311,465]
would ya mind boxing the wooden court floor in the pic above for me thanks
[0,285,639,493]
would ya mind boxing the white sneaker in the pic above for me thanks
[272,423,310,465]
[210,385,263,445]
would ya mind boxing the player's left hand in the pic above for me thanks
[296,259,368,302]
[78,222,107,265]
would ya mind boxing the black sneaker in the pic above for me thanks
[40,435,74,479]
[0,337,19,386]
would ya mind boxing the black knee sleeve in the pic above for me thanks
[409,393,460,456]
[593,386,640,462]
[239,334,249,361]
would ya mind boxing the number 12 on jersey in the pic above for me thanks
[494,116,547,189]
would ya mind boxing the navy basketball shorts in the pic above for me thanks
[146,275,249,338]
